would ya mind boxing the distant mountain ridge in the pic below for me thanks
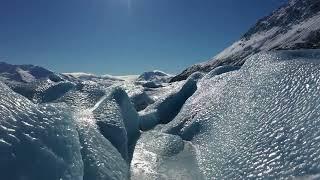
[171,0,320,82]
[0,62,59,83]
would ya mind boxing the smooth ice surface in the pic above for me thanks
[0,82,83,180]
[164,50,320,179]
[131,131,204,180]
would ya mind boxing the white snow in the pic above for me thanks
[63,72,125,83]
[136,70,172,84]
[16,68,36,82]
[63,72,138,82]
[177,0,320,77]
[111,75,139,81]
[62,72,96,78]
[213,12,320,62]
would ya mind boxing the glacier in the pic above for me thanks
[139,72,203,130]
[1,1,319,179]
[91,87,140,161]
[0,74,141,179]
[130,130,204,180]
[56,81,140,178]
[1,50,320,179]
[0,82,83,180]
[162,50,320,179]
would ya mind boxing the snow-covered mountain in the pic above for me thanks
[62,72,127,85]
[0,62,61,83]
[135,70,172,88]
[0,62,71,102]
[171,0,320,82]
[136,70,171,82]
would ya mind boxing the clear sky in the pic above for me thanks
[0,0,286,75]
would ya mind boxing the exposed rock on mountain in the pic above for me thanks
[171,0,320,82]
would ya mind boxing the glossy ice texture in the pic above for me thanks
[164,50,320,179]
[57,83,139,179]
[131,131,204,180]
[2,50,320,179]
[0,82,83,180]
[0,78,137,179]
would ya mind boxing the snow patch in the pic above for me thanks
[16,68,36,82]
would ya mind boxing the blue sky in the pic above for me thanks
[0,0,286,75]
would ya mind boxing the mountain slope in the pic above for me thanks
[0,62,62,83]
[171,0,320,82]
